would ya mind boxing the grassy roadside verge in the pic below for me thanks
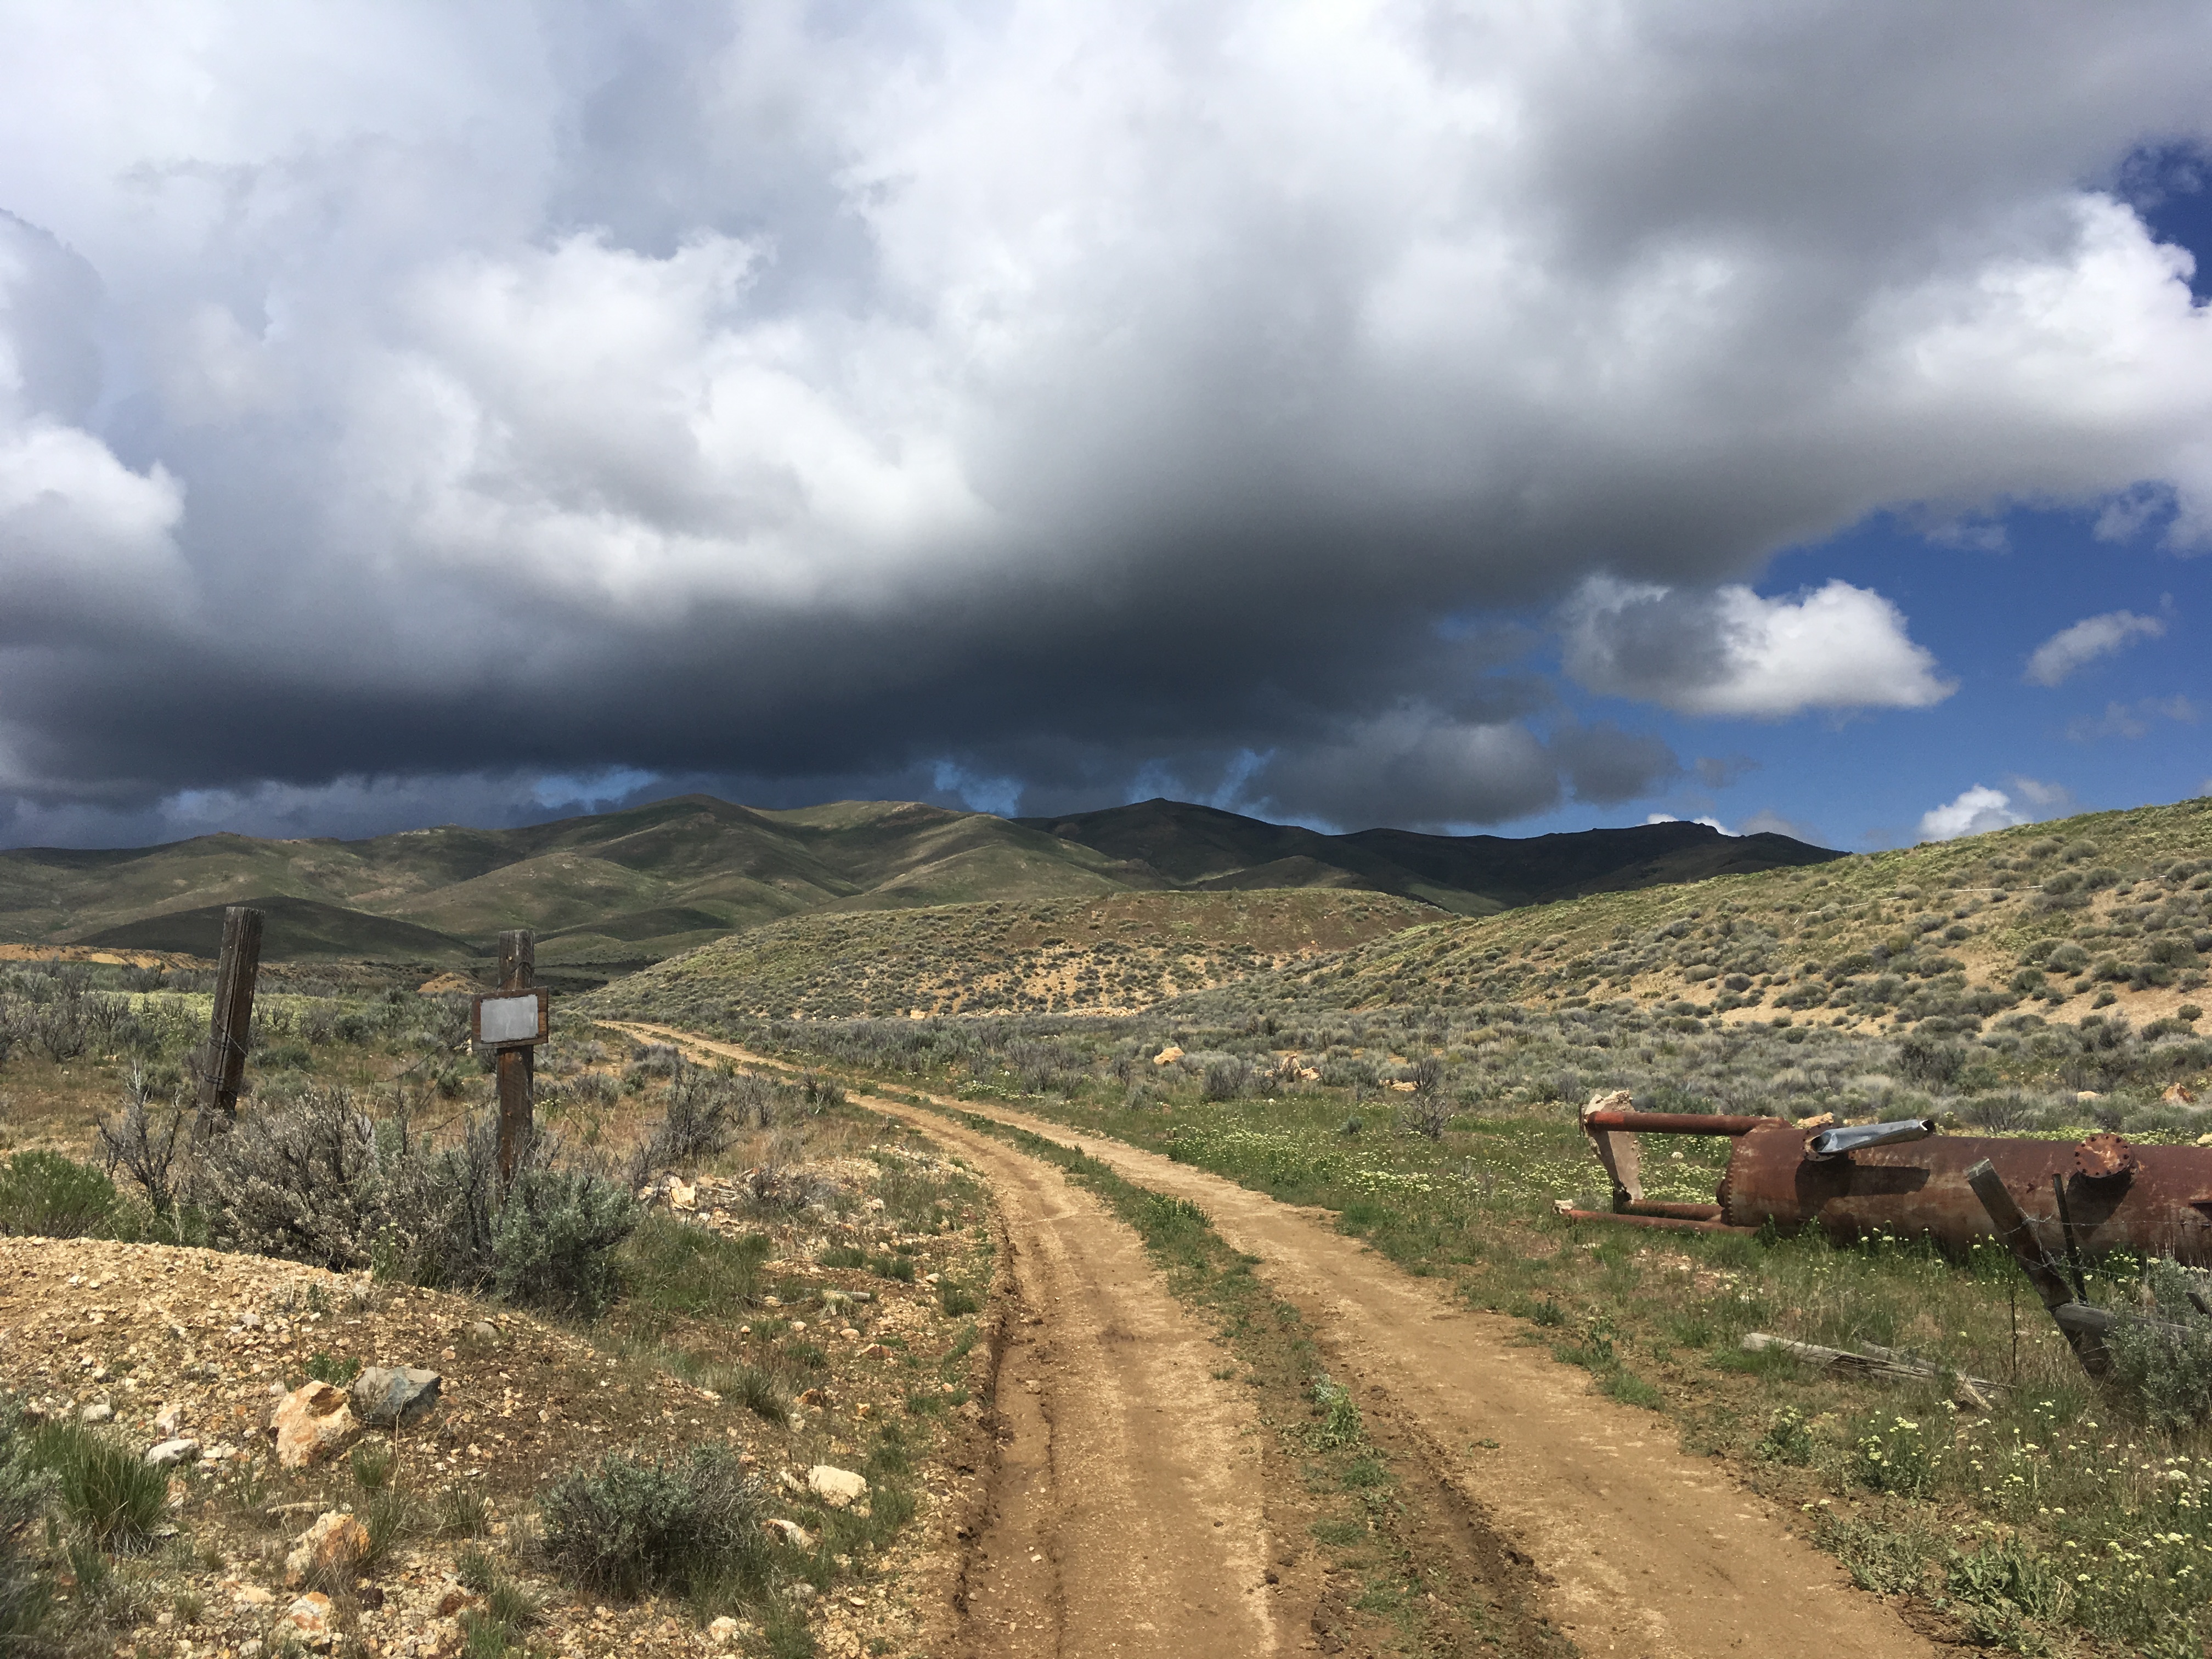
[730,1042,2212,1659]
[932,1104,1571,1658]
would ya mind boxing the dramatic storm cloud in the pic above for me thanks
[2,2,2210,840]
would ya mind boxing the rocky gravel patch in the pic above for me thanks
[1,1135,998,1659]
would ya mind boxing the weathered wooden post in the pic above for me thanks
[473,930,548,1186]
[1966,1158,2111,1378]
[198,905,264,1119]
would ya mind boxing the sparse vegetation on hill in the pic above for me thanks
[0,1004,997,1659]
[1175,795,2212,1035]
[1022,797,1839,913]
[588,888,1438,1022]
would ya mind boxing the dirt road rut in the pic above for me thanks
[945,1114,1280,1657]
[625,1024,1938,1659]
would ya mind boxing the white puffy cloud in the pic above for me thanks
[1561,578,1955,718]
[0,4,2205,831]
[1917,785,2029,842]
[2024,608,2168,685]
[2006,775,2078,812]
[1645,812,1734,835]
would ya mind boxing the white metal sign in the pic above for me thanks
[473,988,549,1046]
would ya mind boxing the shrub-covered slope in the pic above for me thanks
[1166,797,2212,1033]
[583,888,1438,1022]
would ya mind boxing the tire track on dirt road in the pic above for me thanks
[947,1120,1286,1658]
[620,1023,1285,1658]
[619,1023,1939,1659]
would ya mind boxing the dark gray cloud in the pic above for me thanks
[1694,754,1762,790]
[0,3,2209,844]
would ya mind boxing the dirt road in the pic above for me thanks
[932,1111,1284,1658]
[621,1023,1939,1659]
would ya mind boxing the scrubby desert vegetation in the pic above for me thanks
[0,969,998,1659]
[586,798,2212,1656]
[608,888,1436,1020]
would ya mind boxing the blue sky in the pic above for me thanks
[1499,156,2212,850]
[1493,495,2210,850]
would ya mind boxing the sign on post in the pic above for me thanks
[488,930,537,1186]
[471,987,550,1046]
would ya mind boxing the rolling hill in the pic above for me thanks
[1018,800,1838,913]
[0,793,1840,966]
[583,889,1440,1023]
[77,896,477,962]
[1158,797,2212,1034]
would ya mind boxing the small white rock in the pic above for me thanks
[144,1438,200,1470]
[80,1402,114,1425]
[806,1465,869,1509]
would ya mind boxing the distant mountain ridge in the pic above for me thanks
[0,794,1842,963]
[1017,799,1839,915]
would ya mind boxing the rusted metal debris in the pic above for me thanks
[1574,1100,2212,1265]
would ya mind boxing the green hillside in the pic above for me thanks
[582,888,1439,1022]
[0,796,1142,963]
[79,896,476,962]
[1163,797,2212,1034]
[0,793,1841,966]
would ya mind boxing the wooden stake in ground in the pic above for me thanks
[484,930,544,1186]
[1966,1157,2111,1378]
[198,905,264,1119]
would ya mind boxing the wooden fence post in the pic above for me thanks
[198,906,264,1119]
[1966,1158,2111,1378]
[496,930,535,1185]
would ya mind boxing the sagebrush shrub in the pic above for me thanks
[193,1092,637,1312]
[0,1152,118,1239]
[193,1088,394,1267]
[490,1170,639,1316]
[2108,1259,2212,1432]
[539,1446,771,1601]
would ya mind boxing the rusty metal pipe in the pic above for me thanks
[1577,1106,2212,1265]
[1560,1208,1759,1235]
[1618,1199,1725,1222]
[1581,1109,1771,1136]
[1716,1121,2212,1265]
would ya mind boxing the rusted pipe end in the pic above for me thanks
[2073,1133,2137,1184]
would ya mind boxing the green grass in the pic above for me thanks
[27,1423,166,1550]
[616,1211,772,1325]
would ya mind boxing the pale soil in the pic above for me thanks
[624,1022,1943,1659]
[0,1152,998,1659]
